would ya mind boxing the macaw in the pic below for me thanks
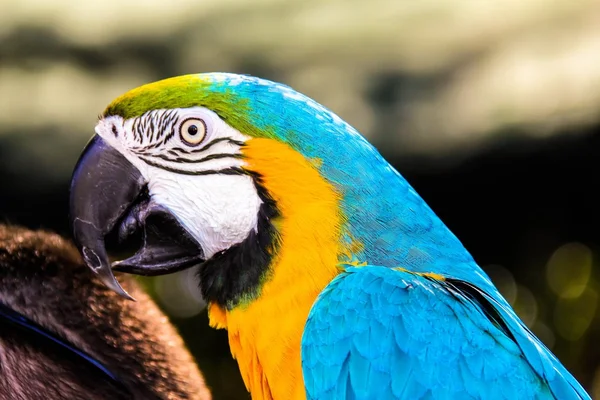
[68,72,590,400]
[0,224,210,399]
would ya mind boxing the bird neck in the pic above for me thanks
[207,137,348,400]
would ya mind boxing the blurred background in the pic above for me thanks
[1,0,599,398]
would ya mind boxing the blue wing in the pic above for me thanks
[301,265,590,400]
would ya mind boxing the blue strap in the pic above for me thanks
[0,302,129,392]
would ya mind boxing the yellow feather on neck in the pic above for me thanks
[207,138,345,400]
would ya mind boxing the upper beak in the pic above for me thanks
[69,135,205,300]
[69,135,146,300]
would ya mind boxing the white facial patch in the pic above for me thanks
[94,107,262,258]
[148,172,261,258]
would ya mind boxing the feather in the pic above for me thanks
[302,266,590,400]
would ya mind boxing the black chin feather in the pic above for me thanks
[197,173,280,309]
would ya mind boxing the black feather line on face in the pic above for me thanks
[165,137,245,156]
[132,117,141,143]
[137,155,247,176]
[133,137,243,157]
[146,152,242,164]
[197,172,280,310]
[156,110,170,136]
[139,117,148,142]
[161,111,178,145]
[149,115,156,142]
[188,137,246,153]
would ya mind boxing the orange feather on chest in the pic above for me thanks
[207,138,346,400]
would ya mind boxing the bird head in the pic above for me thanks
[70,72,472,307]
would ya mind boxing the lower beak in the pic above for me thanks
[69,135,205,300]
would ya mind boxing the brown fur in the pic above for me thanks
[0,225,211,400]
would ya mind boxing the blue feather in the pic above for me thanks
[301,266,590,399]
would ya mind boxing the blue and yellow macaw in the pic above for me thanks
[68,73,590,399]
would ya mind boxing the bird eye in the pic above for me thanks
[179,118,207,146]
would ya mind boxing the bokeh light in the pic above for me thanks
[513,284,539,328]
[154,267,207,319]
[532,320,555,350]
[484,264,517,305]
[546,242,593,299]
[591,366,600,399]
[554,286,597,342]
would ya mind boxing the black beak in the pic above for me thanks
[70,135,146,300]
[70,135,204,300]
